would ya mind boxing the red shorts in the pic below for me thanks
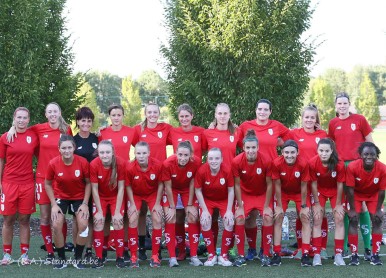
[354,199,378,214]
[131,193,158,211]
[161,191,198,208]
[0,181,36,215]
[200,199,234,217]
[238,193,273,216]
[310,191,338,209]
[93,198,125,217]
[274,192,311,212]
[35,177,51,205]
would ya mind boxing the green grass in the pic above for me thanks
[372,129,386,164]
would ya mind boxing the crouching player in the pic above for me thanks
[346,142,386,266]
[232,130,274,267]
[195,148,235,267]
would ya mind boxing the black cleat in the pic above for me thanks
[270,253,282,266]
[301,253,312,267]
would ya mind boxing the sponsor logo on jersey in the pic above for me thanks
[58,173,63,176]
[257,168,262,175]
[141,134,146,138]
[205,181,210,185]
[299,138,304,142]
[336,126,342,130]
[280,172,286,176]
[172,174,177,178]
[213,138,218,141]
[315,137,320,144]
[194,135,199,142]
[123,136,128,143]
[150,174,156,180]
[43,134,48,138]
[374,178,379,184]
[158,132,163,138]
[356,177,361,181]
[316,173,320,176]
[75,170,80,177]
[77,146,82,149]
[294,171,300,178]
[332,171,337,178]
[268,128,273,135]
[92,143,97,149]
[187,171,192,178]
[98,176,103,179]
[134,176,139,180]
[242,170,247,174]
[351,123,356,131]
[220,178,225,185]
[230,135,234,142]
[26,136,32,144]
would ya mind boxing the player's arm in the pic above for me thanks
[113,180,125,225]
[0,158,4,194]
[164,179,175,208]
[234,176,244,218]
[125,183,137,218]
[300,181,308,207]
[336,181,343,206]
[274,179,283,208]
[45,179,62,222]
[152,181,164,217]
[91,182,104,224]
[264,176,273,208]
[365,133,374,143]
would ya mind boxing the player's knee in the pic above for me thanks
[263,213,273,226]
[235,217,245,226]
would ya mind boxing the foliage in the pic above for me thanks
[356,73,380,128]
[367,65,386,105]
[136,70,169,106]
[322,68,347,94]
[121,75,142,126]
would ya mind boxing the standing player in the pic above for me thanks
[271,140,312,267]
[0,107,38,265]
[195,148,235,267]
[45,135,91,269]
[162,141,202,266]
[232,130,274,267]
[309,138,346,266]
[346,142,386,266]
[328,92,373,259]
[126,142,164,268]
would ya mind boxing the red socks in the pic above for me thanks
[40,224,54,254]
[245,227,257,249]
[262,225,273,256]
[188,223,200,257]
[165,223,176,258]
[128,227,138,256]
[235,224,245,256]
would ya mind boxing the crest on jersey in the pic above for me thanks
[123,136,128,143]
[230,136,234,142]
[332,171,337,178]
[150,174,156,180]
[158,132,163,138]
[374,178,379,184]
[194,136,199,143]
[75,170,80,177]
[26,136,32,144]
[256,168,262,175]
[220,178,225,185]
[315,137,320,144]
[294,171,300,178]
[268,128,273,135]
[187,171,192,178]
[351,124,356,131]
[92,143,97,149]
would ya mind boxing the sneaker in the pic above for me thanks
[53,259,68,270]
[130,256,139,268]
[18,253,31,265]
[190,256,203,266]
[280,247,293,257]
[257,248,264,261]
[228,247,237,260]
[261,255,270,267]
[123,250,131,262]
[44,253,55,265]
[218,254,232,266]
[138,247,147,261]
[349,253,360,266]
[150,255,161,268]
[301,253,312,267]
[334,253,346,266]
[233,255,247,267]
[84,250,94,263]
[204,254,217,266]
[320,249,329,260]
[270,253,281,266]
[73,260,86,269]
[312,254,322,266]
[102,249,107,263]
[370,254,383,266]
[169,257,179,267]
[177,249,186,261]
[364,248,372,261]
[92,257,104,269]
[246,248,257,261]
[292,249,302,260]
[1,253,13,265]
[342,250,350,259]
[116,257,126,268]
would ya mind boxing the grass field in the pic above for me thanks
[372,129,386,163]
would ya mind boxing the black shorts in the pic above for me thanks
[55,199,83,216]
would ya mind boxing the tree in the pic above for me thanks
[121,75,142,126]
[356,73,380,128]
[161,0,315,127]
[137,70,169,106]
[0,0,83,133]
[309,77,335,129]
[346,65,366,104]
[367,65,386,105]
[322,68,347,94]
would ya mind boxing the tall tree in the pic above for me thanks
[161,0,315,127]
[309,77,335,129]
[367,65,386,105]
[121,75,142,126]
[346,65,366,104]
[356,73,380,128]
[322,68,347,94]
[0,0,82,133]
[137,70,168,106]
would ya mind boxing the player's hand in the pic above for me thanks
[112,212,124,227]
[314,123,321,131]
[312,203,323,221]
[152,203,163,218]
[51,204,63,222]
[127,204,138,219]
[333,204,345,218]
[375,209,384,223]
[186,205,198,218]
[235,206,245,220]
[96,126,107,137]
[93,211,104,225]
[274,206,284,220]
[165,207,176,222]
[6,125,17,143]
[200,210,211,228]
[224,210,234,226]
[77,203,89,220]
[300,206,310,221]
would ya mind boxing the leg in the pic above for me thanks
[39,204,55,255]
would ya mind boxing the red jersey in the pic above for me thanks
[271,156,310,194]
[194,163,234,202]
[31,123,72,179]
[134,123,172,162]
[202,128,240,167]
[238,120,290,160]
[328,114,372,161]
[126,157,162,196]
[289,128,328,160]
[46,155,90,200]
[90,156,127,199]
[309,156,345,196]
[346,159,386,201]
[0,130,38,184]
[232,152,271,196]
[99,125,137,161]
[169,126,205,158]
[161,155,201,192]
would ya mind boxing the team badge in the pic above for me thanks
[294,171,300,178]
[26,136,32,144]
[92,143,97,149]
[194,136,199,142]
[123,136,128,143]
[256,168,262,175]
[315,137,320,144]
[351,123,356,131]
[75,170,80,177]
[374,178,379,184]
[187,171,192,178]
[220,178,225,185]
[317,173,320,176]
[332,171,337,178]
[268,128,273,135]
[150,174,156,180]
[158,132,163,138]
[230,136,234,142]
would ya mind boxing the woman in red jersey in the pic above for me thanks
[271,140,312,267]
[346,142,386,266]
[328,92,373,259]
[0,107,38,265]
[162,140,202,267]
[169,103,205,260]
[309,138,345,266]
[232,129,274,267]
[126,141,164,268]
[195,148,235,267]
[45,135,91,270]
[90,140,126,269]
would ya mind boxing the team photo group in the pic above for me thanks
[1,92,385,270]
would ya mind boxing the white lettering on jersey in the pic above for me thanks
[242,170,247,174]
[129,238,137,246]
[336,126,342,130]
[178,138,182,142]
[205,181,210,185]
[172,174,177,178]
[98,176,103,179]
[356,177,361,181]
[94,239,101,247]
[280,172,286,176]
[141,134,147,138]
